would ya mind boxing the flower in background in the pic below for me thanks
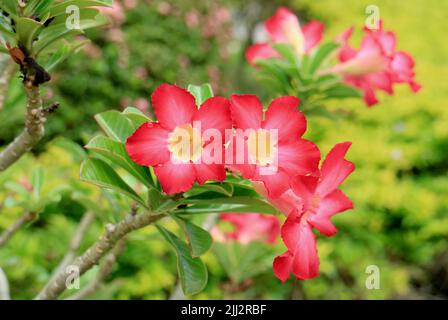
[212,213,280,245]
[99,1,126,26]
[272,142,355,281]
[332,23,421,106]
[125,84,232,194]
[246,7,324,66]
[227,95,320,198]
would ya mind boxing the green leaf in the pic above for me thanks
[33,23,83,55]
[272,43,301,68]
[85,135,153,188]
[306,42,340,76]
[176,217,213,257]
[48,0,112,17]
[80,158,148,208]
[176,197,279,215]
[34,13,108,55]
[15,17,44,51]
[94,110,138,143]
[43,41,85,71]
[31,166,44,201]
[156,225,208,295]
[122,107,150,127]
[187,83,214,106]
[323,84,362,99]
[183,183,233,198]
[31,0,55,17]
[0,0,18,17]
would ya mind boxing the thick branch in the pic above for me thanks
[0,211,36,249]
[0,78,45,171]
[43,212,96,290]
[0,267,10,300]
[65,239,126,300]
[35,211,166,300]
[0,55,16,111]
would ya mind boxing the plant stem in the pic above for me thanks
[0,211,36,249]
[0,55,16,111]
[65,239,126,300]
[35,211,166,300]
[43,212,96,290]
[0,77,45,171]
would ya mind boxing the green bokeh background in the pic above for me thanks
[0,0,447,299]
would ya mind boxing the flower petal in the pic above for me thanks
[291,175,319,212]
[125,123,170,166]
[302,20,324,53]
[253,170,292,199]
[245,43,280,66]
[262,96,306,142]
[365,72,393,94]
[152,84,197,130]
[363,87,379,106]
[225,136,257,179]
[220,213,280,245]
[309,189,353,236]
[273,251,293,282]
[154,161,195,194]
[230,94,263,130]
[265,7,301,43]
[317,142,355,197]
[194,163,226,185]
[281,211,319,280]
[278,139,321,176]
[391,51,421,92]
[193,96,232,136]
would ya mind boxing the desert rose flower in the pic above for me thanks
[227,95,320,198]
[273,142,355,281]
[125,84,232,195]
[246,7,324,65]
[333,23,421,106]
[212,213,280,245]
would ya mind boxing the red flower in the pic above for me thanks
[212,213,280,245]
[272,142,355,281]
[227,95,320,198]
[125,84,232,195]
[246,7,324,65]
[333,23,421,106]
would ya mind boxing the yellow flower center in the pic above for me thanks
[168,124,202,163]
[283,20,305,55]
[247,129,277,166]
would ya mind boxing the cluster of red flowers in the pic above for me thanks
[246,7,420,107]
[125,83,355,281]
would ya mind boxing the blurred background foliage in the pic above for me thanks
[1,0,447,299]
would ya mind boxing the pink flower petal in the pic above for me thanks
[278,139,321,176]
[310,189,353,236]
[125,123,170,167]
[317,142,355,197]
[245,43,280,66]
[154,161,196,194]
[253,170,292,199]
[194,163,226,185]
[193,96,232,137]
[230,94,263,130]
[273,251,294,282]
[262,96,306,142]
[265,7,301,43]
[281,211,319,280]
[152,84,197,130]
[302,20,324,53]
